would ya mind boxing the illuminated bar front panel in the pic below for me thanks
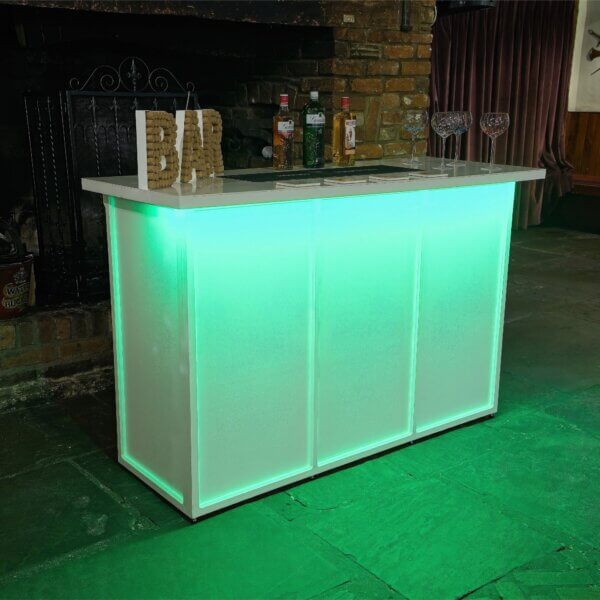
[315,193,421,466]
[190,201,314,509]
[105,181,515,519]
[415,184,513,432]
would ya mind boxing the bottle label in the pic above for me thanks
[277,120,294,138]
[344,119,356,154]
[306,113,325,126]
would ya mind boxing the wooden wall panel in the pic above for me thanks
[566,112,600,178]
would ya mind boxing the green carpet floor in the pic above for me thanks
[0,228,598,599]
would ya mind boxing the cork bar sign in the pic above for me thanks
[136,109,224,190]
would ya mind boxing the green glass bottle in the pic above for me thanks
[302,90,325,168]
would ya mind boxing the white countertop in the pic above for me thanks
[81,157,546,210]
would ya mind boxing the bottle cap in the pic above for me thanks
[280,94,289,106]
[341,96,350,110]
[310,90,319,101]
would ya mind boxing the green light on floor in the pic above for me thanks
[198,465,311,509]
[122,453,184,505]
[107,197,127,454]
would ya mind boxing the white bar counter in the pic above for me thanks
[83,157,545,519]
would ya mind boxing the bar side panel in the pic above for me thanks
[414,183,514,432]
[191,202,312,508]
[109,198,187,503]
[316,193,420,465]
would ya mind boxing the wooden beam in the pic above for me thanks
[0,0,329,27]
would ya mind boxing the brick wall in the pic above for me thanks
[323,0,435,161]
[0,303,113,407]
[212,0,435,167]
[206,24,335,168]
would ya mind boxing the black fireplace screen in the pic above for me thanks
[24,57,198,303]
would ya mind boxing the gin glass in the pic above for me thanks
[431,112,458,170]
[480,112,510,172]
[447,111,472,167]
[401,109,429,166]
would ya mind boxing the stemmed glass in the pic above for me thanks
[431,112,459,170]
[480,112,510,172]
[400,110,429,166]
[447,111,472,167]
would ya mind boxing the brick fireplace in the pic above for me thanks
[207,0,436,166]
[0,0,435,402]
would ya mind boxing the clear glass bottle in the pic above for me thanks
[332,96,356,166]
[302,90,325,168]
[273,93,294,170]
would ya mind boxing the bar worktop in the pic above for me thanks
[82,156,545,209]
[85,158,545,519]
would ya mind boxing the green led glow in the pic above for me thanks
[122,453,184,505]
[107,197,126,449]
[198,466,311,509]
[318,430,412,468]
[414,405,491,435]
[107,182,515,516]
[107,197,185,506]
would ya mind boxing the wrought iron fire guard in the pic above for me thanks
[25,57,198,303]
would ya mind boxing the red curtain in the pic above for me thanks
[430,0,575,229]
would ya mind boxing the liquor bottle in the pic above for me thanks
[332,96,356,166]
[302,90,325,168]
[273,93,294,170]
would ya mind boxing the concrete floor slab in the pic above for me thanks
[444,411,600,547]
[561,297,600,326]
[508,254,600,304]
[512,228,600,262]
[0,461,136,577]
[502,312,600,392]
[380,415,524,477]
[539,385,600,441]
[287,475,559,600]
[73,452,188,529]
[0,503,357,600]
[495,373,570,419]
[504,279,576,324]
[279,448,416,512]
[469,545,600,599]
[0,404,105,478]
[508,244,567,268]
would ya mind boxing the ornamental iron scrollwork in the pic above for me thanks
[69,57,195,94]
[25,57,197,303]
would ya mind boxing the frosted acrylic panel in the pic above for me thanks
[108,199,187,502]
[191,202,313,507]
[316,193,419,465]
[414,183,514,432]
